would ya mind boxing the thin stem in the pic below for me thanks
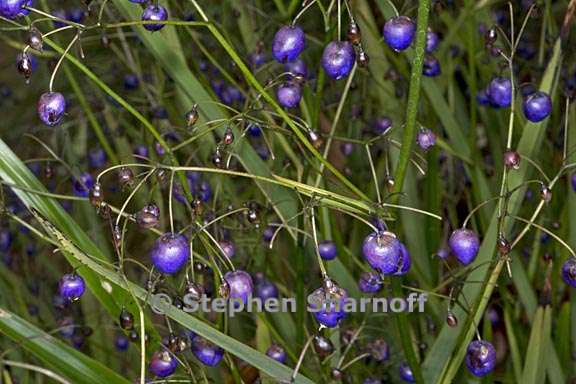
[115,170,155,227]
[25,6,85,29]
[310,207,328,278]
[291,335,315,382]
[339,353,370,372]
[509,215,576,257]
[366,145,382,204]
[49,33,80,92]
[169,170,175,234]
[1,360,71,384]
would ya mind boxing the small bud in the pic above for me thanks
[503,150,521,170]
[28,27,43,51]
[446,311,458,327]
[540,185,552,203]
[485,28,498,45]
[119,307,134,330]
[117,167,134,188]
[184,281,205,301]
[212,150,223,168]
[185,105,199,128]
[331,368,343,380]
[313,335,334,357]
[347,22,361,45]
[223,126,234,145]
[16,53,33,82]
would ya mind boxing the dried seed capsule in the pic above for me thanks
[184,281,205,301]
[357,49,370,67]
[497,235,510,255]
[185,105,199,128]
[119,307,134,330]
[446,311,458,327]
[28,27,43,51]
[503,150,520,170]
[16,53,33,82]
[89,183,103,207]
[347,22,361,45]
[223,127,234,145]
[135,203,160,229]
[313,335,334,357]
[485,28,498,45]
[218,280,230,298]
[540,185,552,203]
[117,167,134,187]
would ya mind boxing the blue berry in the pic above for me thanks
[88,148,107,168]
[266,344,287,363]
[465,340,496,377]
[362,232,401,274]
[190,335,224,366]
[219,240,236,259]
[476,89,490,105]
[67,8,84,23]
[321,41,355,80]
[149,350,178,378]
[276,82,302,108]
[522,91,552,122]
[38,92,66,126]
[399,362,415,383]
[425,28,439,53]
[224,270,253,304]
[285,58,308,78]
[0,0,27,19]
[72,172,94,198]
[383,16,416,51]
[416,128,436,151]
[123,73,139,90]
[373,117,392,135]
[488,77,512,108]
[449,228,480,265]
[255,278,278,300]
[272,25,305,63]
[59,273,86,302]
[422,55,441,77]
[142,5,168,32]
[562,258,576,287]
[358,272,382,293]
[115,335,129,351]
[150,233,190,274]
[318,240,337,260]
[309,283,348,328]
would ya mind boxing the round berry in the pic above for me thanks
[318,240,337,260]
[59,273,86,302]
[358,272,382,293]
[272,25,305,63]
[522,91,552,122]
[465,340,496,377]
[141,4,168,32]
[394,242,411,275]
[266,344,287,363]
[449,228,480,265]
[416,128,436,151]
[219,240,236,259]
[488,77,512,108]
[362,232,401,274]
[562,258,576,287]
[88,148,107,168]
[276,82,302,108]
[38,92,66,126]
[373,117,392,135]
[399,362,415,383]
[425,28,439,53]
[255,278,278,300]
[383,16,416,51]
[321,41,355,80]
[149,350,178,378]
[123,73,139,90]
[285,58,308,78]
[72,172,94,198]
[309,284,348,328]
[115,335,129,351]
[190,335,224,366]
[0,0,27,19]
[422,55,441,77]
[150,233,190,274]
[223,270,253,304]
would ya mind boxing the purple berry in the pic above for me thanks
[266,344,287,363]
[255,278,278,300]
[124,73,139,90]
[522,91,552,122]
[285,58,308,78]
[465,340,496,377]
[318,240,337,260]
[449,228,480,265]
[0,0,27,19]
[399,362,415,383]
[309,284,348,328]
[272,25,306,63]
[321,41,355,80]
[223,270,253,304]
[219,240,236,259]
[373,117,392,135]
[59,273,86,302]
[115,335,129,351]
[562,258,576,287]
[190,335,224,366]
[149,350,178,378]
[422,55,441,77]
[72,172,94,198]
[425,28,439,53]
[340,142,354,156]
[362,232,401,274]
[150,233,190,274]
[394,242,411,275]
[358,272,382,293]
[142,5,168,32]
[88,148,107,168]
[488,77,512,108]
[38,92,66,126]
[383,16,416,51]
[276,82,302,108]
[416,128,436,151]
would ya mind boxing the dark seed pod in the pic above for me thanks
[128,329,139,342]
[28,27,43,51]
[446,311,458,327]
[313,335,334,357]
[212,150,224,168]
[112,225,122,249]
[540,185,552,203]
[223,127,234,145]
[191,198,203,216]
[135,203,160,229]
[357,49,370,67]
[17,53,33,82]
[497,235,510,255]
[485,28,498,45]
[347,22,362,45]
[309,130,323,148]
[89,183,103,207]
[384,175,395,192]
[119,307,134,330]
[117,167,134,187]
[97,202,111,219]
[503,150,520,170]
[185,281,205,301]
[331,368,343,380]
[185,105,199,128]
[168,333,187,353]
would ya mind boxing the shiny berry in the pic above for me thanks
[358,272,382,293]
[276,82,302,108]
[321,41,355,80]
[347,22,362,45]
[72,172,94,198]
[123,73,139,90]
[562,258,576,287]
[255,278,278,300]
[448,228,480,265]
[115,335,129,351]
[383,16,416,51]
[422,55,441,77]
[0,0,28,19]
[465,340,496,377]
[362,232,401,274]
[446,311,458,327]
[312,335,334,357]
[142,5,168,32]
[59,273,86,302]
[523,91,552,122]
[118,167,134,187]
[16,53,33,81]
[119,307,134,330]
[488,77,512,108]
[399,362,415,383]
[309,283,348,328]
[219,240,236,259]
[272,25,305,63]
[38,92,66,126]
[426,28,439,53]
[190,335,224,366]
[150,233,190,274]
[223,270,253,304]
[318,240,337,260]
[266,344,287,363]
[136,203,160,229]
[503,150,521,170]
[416,128,436,151]
[373,117,392,135]
[149,350,178,378]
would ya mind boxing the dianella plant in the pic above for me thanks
[0,0,575,383]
